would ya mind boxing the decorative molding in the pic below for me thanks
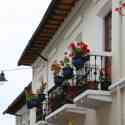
[46,104,86,122]
[74,90,112,109]
[109,78,125,91]
[96,0,112,17]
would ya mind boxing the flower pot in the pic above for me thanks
[63,67,74,79]
[66,86,78,100]
[27,96,39,109]
[79,81,97,93]
[39,93,46,102]
[54,76,64,86]
[27,101,33,109]
[101,80,111,90]
[87,81,98,90]
[72,55,90,69]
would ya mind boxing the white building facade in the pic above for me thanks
[16,105,30,125]
[17,0,125,125]
[4,83,31,125]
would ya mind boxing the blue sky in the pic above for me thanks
[0,0,51,124]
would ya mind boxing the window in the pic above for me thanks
[104,12,112,52]
[104,12,112,79]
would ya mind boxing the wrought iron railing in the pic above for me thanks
[36,107,45,122]
[48,53,112,114]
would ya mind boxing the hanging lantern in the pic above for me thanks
[0,71,7,82]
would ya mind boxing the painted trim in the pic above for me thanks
[36,120,47,125]
[46,104,86,121]
[96,0,112,18]
[74,90,112,103]
[109,78,125,91]
[89,51,112,57]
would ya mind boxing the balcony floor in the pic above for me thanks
[46,104,86,124]
[74,90,112,109]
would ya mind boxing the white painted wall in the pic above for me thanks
[16,105,30,125]
[30,0,125,125]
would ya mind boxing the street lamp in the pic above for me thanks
[0,71,7,85]
[0,67,31,84]
[0,71,7,82]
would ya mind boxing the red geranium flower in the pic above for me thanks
[69,42,76,49]
[115,7,120,12]
[122,2,125,8]
[77,42,80,46]
[69,52,75,58]
[64,51,68,55]
[68,41,90,58]
[86,48,90,53]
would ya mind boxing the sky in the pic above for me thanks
[0,0,51,125]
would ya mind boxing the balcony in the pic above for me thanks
[74,52,112,109]
[46,104,86,124]
[47,52,112,120]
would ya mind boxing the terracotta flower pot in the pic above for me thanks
[87,80,98,90]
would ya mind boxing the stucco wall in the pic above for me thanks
[16,105,30,125]
[30,0,125,125]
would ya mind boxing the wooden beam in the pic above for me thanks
[37,38,50,42]
[50,15,64,21]
[46,19,60,25]
[32,43,44,48]
[42,28,57,33]
[59,0,75,4]
[39,33,52,37]
[53,9,68,15]
[57,4,72,10]
[47,17,63,23]
[44,24,58,29]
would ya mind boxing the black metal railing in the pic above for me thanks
[36,107,45,122]
[48,54,112,114]
[36,102,47,122]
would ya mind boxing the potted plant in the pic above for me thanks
[37,86,46,103]
[99,65,111,90]
[114,1,125,16]
[66,82,78,102]
[68,41,90,69]
[37,81,47,102]
[26,94,39,109]
[60,55,74,80]
[51,60,64,86]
